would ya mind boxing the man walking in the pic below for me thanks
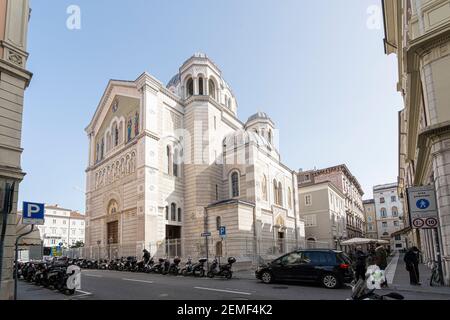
[404,247,421,285]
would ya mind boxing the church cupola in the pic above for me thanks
[166,53,238,115]
[245,112,276,146]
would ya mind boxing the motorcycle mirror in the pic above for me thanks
[383,292,404,300]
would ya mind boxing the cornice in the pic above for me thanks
[415,121,450,184]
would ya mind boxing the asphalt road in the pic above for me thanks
[17,269,450,300]
[19,269,351,300]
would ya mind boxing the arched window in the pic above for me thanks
[113,122,119,147]
[231,171,239,198]
[288,187,292,209]
[208,79,216,99]
[273,180,278,205]
[227,98,231,109]
[173,148,179,177]
[254,129,258,135]
[278,182,283,206]
[171,203,176,221]
[198,77,204,95]
[392,206,398,217]
[165,206,169,220]
[187,78,194,97]
[381,208,387,218]
[177,208,182,222]
[166,145,172,175]
[268,130,273,144]
[262,175,268,201]
[216,216,221,230]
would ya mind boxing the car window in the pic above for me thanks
[281,252,304,266]
[337,252,351,264]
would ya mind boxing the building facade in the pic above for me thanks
[298,181,346,249]
[373,183,406,250]
[84,53,305,262]
[363,199,378,239]
[29,205,85,248]
[0,0,32,300]
[298,164,365,239]
[383,0,450,284]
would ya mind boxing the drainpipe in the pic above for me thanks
[291,171,299,248]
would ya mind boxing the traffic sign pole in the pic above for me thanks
[14,224,35,300]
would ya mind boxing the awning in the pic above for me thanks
[340,238,389,246]
[391,226,412,238]
[16,214,42,247]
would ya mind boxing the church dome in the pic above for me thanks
[247,112,272,123]
[166,73,181,89]
[223,129,271,149]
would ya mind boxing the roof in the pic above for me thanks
[312,164,364,196]
[45,205,72,212]
[70,211,86,219]
[373,182,398,191]
[166,73,180,88]
[246,112,273,124]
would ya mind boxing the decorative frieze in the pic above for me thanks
[94,149,137,190]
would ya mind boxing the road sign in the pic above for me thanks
[201,232,211,237]
[407,185,438,229]
[22,202,45,225]
[219,226,226,238]
[412,218,425,228]
[425,217,438,228]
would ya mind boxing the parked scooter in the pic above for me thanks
[168,257,182,275]
[151,258,166,274]
[143,257,155,273]
[181,257,207,277]
[349,279,404,300]
[207,257,236,279]
[161,258,171,275]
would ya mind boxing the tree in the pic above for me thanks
[70,241,84,249]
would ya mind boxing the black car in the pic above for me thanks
[255,249,354,289]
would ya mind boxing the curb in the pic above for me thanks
[390,284,450,296]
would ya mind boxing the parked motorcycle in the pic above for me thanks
[207,257,236,279]
[168,257,182,275]
[150,258,166,274]
[161,258,171,275]
[181,257,207,277]
[143,257,155,273]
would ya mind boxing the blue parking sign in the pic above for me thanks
[22,202,45,225]
[219,226,226,237]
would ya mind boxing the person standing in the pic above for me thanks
[375,243,388,287]
[354,246,368,281]
[404,247,421,285]
[375,243,388,270]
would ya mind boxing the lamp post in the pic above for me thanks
[108,236,113,260]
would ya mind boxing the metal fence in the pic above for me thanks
[62,237,331,266]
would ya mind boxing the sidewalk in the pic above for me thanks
[387,252,450,296]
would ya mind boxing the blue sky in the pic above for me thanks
[20,0,403,212]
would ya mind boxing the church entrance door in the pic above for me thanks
[165,225,181,257]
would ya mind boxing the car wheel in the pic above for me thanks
[261,271,273,284]
[321,274,339,289]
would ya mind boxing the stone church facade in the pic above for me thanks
[84,53,305,261]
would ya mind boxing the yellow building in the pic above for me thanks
[383,0,450,285]
[0,0,32,299]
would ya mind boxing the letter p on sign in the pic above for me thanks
[22,202,45,225]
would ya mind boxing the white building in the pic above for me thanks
[373,183,406,250]
[20,205,86,248]
[84,53,305,261]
